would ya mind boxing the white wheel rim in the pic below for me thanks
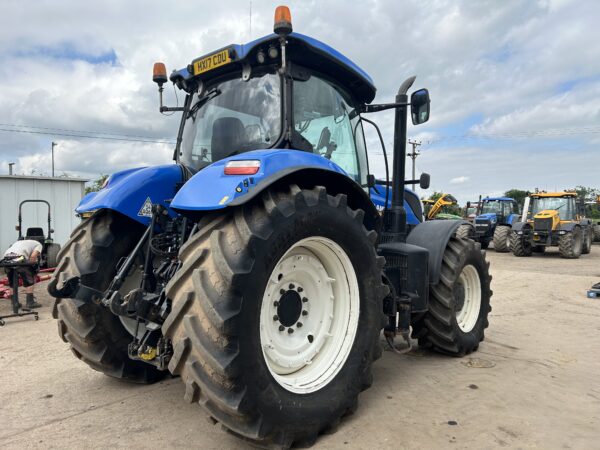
[260,236,360,394]
[455,264,481,333]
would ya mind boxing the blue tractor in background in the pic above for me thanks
[48,7,492,448]
[466,197,520,252]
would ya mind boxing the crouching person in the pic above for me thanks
[2,239,42,309]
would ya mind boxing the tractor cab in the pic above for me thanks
[158,28,377,188]
[528,193,578,223]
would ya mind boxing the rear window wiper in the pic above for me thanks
[187,88,222,119]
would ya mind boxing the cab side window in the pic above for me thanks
[293,75,368,185]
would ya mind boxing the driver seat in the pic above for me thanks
[211,117,245,162]
[25,227,45,244]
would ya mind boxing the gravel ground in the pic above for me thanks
[1,245,599,449]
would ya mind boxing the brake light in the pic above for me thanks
[224,160,261,175]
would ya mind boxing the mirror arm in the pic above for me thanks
[158,85,185,112]
[362,102,409,113]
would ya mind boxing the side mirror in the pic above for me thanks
[411,89,430,125]
[419,172,430,189]
[153,62,168,87]
[15,225,20,231]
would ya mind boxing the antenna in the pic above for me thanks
[249,1,252,38]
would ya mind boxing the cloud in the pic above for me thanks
[0,0,598,203]
[450,176,470,184]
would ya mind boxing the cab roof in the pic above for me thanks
[483,197,514,202]
[170,32,377,104]
[531,192,577,198]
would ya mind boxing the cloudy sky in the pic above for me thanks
[1,0,599,202]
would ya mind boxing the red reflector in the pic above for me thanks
[224,160,260,175]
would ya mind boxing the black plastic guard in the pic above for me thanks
[406,219,467,286]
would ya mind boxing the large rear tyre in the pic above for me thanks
[412,237,492,356]
[492,225,511,253]
[582,228,592,255]
[48,211,164,383]
[162,185,387,448]
[558,227,583,259]
[510,232,532,257]
[455,223,472,240]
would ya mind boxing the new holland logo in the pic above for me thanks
[138,197,153,217]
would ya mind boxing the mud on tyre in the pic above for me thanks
[48,210,164,383]
[162,185,387,448]
[412,237,492,355]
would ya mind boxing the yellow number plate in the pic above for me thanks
[193,49,231,75]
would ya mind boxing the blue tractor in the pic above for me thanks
[467,197,520,252]
[48,7,492,448]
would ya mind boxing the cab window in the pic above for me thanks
[293,74,368,185]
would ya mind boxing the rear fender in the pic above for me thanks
[407,219,469,285]
[76,165,183,226]
[171,149,381,231]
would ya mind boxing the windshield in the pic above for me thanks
[179,71,281,171]
[531,196,575,220]
[481,200,503,215]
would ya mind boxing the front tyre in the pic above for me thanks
[162,185,387,448]
[558,227,583,259]
[510,232,532,257]
[492,225,511,253]
[412,237,492,356]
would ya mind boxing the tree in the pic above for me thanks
[504,189,530,206]
[85,174,109,194]
[575,186,600,219]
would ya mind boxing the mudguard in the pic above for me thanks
[370,184,422,225]
[559,222,580,232]
[172,149,355,210]
[407,219,468,285]
[511,221,532,236]
[76,165,183,226]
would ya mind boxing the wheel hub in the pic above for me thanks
[259,236,359,394]
[277,288,303,327]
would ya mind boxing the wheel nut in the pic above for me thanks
[297,287,303,293]
[287,328,294,334]
[302,310,308,316]
[289,283,295,289]
[273,301,279,307]
[296,322,303,328]
[280,289,286,295]
[279,325,285,332]
[273,315,279,321]
[302,297,308,303]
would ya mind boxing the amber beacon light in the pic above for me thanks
[152,62,168,86]
[274,5,292,35]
